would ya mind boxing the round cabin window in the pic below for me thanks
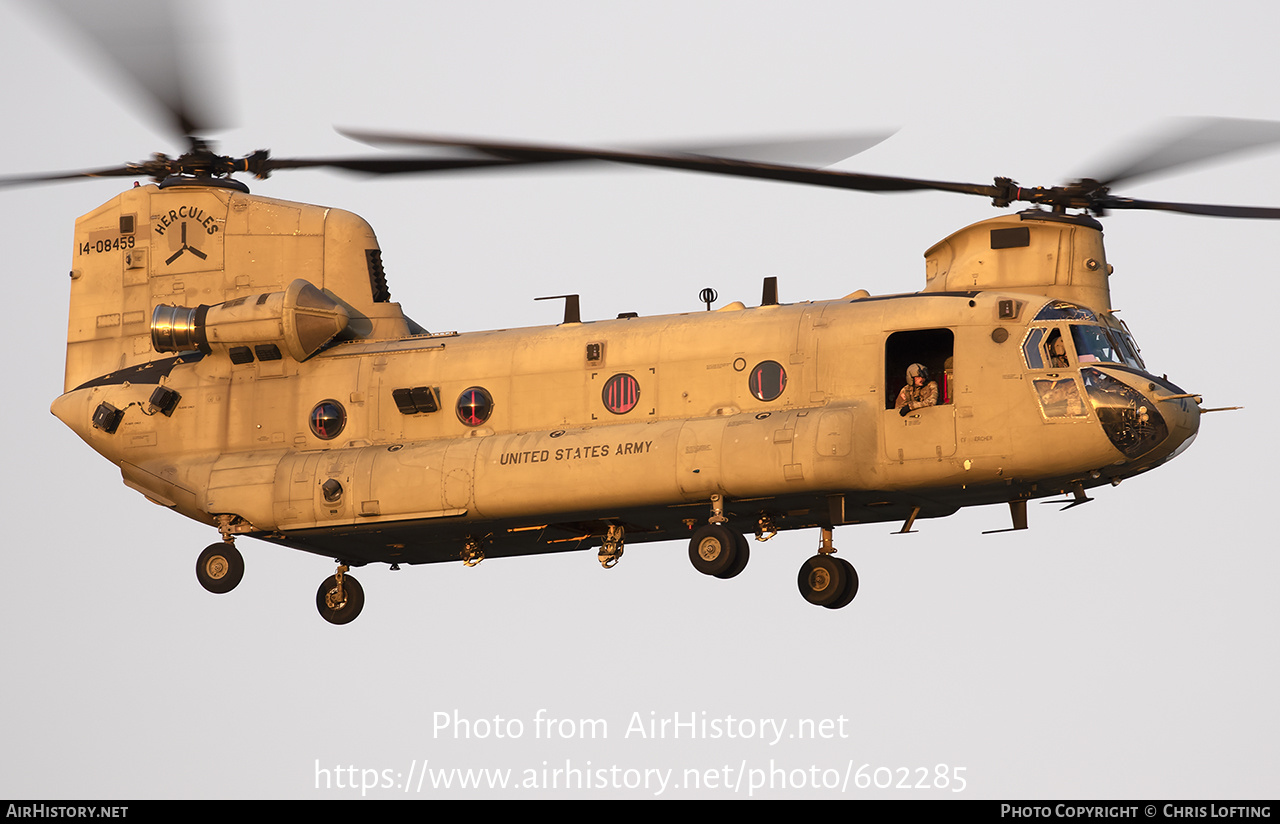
[748,361,787,402]
[309,400,346,440]
[602,373,640,415]
[456,387,494,427]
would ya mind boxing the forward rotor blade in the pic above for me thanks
[339,130,996,197]
[1090,117,1280,188]
[1095,196,1280,219]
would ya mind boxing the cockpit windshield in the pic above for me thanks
[1071,324,1145,369]
[1025,300,1149,372]
[1070,325,1121,365]
[1107,319,1146,370]
[1024,322,1148,372]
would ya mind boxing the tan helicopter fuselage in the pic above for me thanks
[50,183,1201,566]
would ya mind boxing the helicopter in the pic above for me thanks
[8,8,1280,626]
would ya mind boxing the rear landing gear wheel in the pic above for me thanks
[317,571,364,625]
[196,543,243,594]
[689,524,743,577]
[797,554,857,608]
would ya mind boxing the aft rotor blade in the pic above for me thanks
[34,0,225,146]
[259,156,522,176]
[0,165,144,188]
[339,130,998,198]
[0,156,521,188]
[1091,117,1280,188]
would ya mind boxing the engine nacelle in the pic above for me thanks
[151,278,349,362]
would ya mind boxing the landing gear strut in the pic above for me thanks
[599,524,625,569]
[688,494,750,579]
[797,528,858,609]
[316,564,364,625]
[196,542,243,594]
[688,524,751,579]
[461,537,486,566]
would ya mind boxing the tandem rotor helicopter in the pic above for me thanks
[8,6,1280,625]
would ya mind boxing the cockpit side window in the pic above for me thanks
[1024,326,1073,369]
[1044,328,1071,368]
[1033,377,1088,418]
[1023,328,1046,369]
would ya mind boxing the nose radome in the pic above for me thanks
[1082,367,1200,467]
[1150,386,1202,464]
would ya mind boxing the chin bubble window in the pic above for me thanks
[309,400,346,440]
[748,361,787,402]
[602,373,640,414]
[456,387,494,426]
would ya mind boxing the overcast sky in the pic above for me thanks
[1,0,1277,800]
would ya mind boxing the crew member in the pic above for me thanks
[895,363,938,416]
[1048,333,1070,368]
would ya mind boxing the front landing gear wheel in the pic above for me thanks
[196,543,243,594]
[689,524,743,577]
[797,555,858,608]
[715,531,750,580]
[317,572,365,625]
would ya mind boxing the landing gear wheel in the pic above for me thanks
[797,554,856,608]
[316,573,365,625]
[824,558,859,609]
[196,543,243,594]
[715,531,751,580]
[689,524,740,577]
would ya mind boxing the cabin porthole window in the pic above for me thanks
[309,400,346,440]
[748,361,787,402]
[602,374,640,414]
[456,387,494,427]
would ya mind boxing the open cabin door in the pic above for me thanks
[882,328,956,462]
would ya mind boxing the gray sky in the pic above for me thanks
[2,0,1277,799]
